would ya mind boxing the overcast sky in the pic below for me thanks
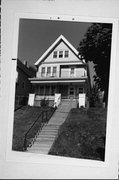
[17,19,95,84]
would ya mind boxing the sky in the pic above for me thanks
[17,19,95,84]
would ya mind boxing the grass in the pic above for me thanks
[49,107,107,161]
[12,106,55,151]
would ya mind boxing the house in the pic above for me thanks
[15,59,36,106]
[29,35,91,107]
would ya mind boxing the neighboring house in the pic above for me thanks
[15,59,36,106]
[29,35,91,107]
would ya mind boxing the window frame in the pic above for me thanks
[78,87,84,94]
[41,67,45,77]
[53,51,57,58]
[64,50,69,58]
[59,50,63,58]
[70,67,75,76]
[52,66,57,77]
[47,66,51,76]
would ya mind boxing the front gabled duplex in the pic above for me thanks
[29,35,91,107]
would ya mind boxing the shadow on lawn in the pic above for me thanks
[12,106,55,151]
[49,107,107,161]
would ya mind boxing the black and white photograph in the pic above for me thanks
[12,17,112,162]
[1,0,119,179]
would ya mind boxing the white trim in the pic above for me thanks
[31,80,85,83]
[35,34,81,66]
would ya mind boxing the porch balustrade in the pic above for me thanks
[36,70,87,79]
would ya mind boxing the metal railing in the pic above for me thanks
[23,106,56,151]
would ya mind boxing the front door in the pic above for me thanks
[59,85,68,99]
[69,87,75,99]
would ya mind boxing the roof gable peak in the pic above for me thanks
[35,35,83,66]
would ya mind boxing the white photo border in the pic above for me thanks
[6,13,119,168]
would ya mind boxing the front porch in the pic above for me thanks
[34,83,86,100]
[30,82,89,108]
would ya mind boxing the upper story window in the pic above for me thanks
[47,67,51,76]
[52,66,57,76]
[41,67,45,77]
[65,50,69,58]
[59,51,63,58]
[70,67,75,76]
[53,51,57,58]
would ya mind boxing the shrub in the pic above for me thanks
[40,98,49,107]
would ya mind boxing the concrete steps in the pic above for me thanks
[27,100,73,154]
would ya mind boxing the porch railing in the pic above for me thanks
[23,106,56,151]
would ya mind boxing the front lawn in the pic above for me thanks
[12,106,55,151]
[49,107,107,161]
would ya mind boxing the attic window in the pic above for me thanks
[65,51,69,58]
[59,51,63,58]
[53,51,57,58]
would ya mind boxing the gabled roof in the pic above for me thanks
[35,35,82,66]
[17,59,36,77]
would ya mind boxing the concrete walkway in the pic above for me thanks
[27,100,76,154]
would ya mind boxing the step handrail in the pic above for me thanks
[23,106,56,151]
[23,111,42,151]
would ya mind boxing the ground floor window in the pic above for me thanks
[78,87,84,94]
[45,86,50,95]
[69,87,75,95]
[40,86,44,95]
[51,86,55,95]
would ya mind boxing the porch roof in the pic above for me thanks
[29,77,86,84]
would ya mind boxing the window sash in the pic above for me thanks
[70,68,74,75]
[47,67,51,76]
[65,51,69,57]
[53,51,57,58]
[52,67,57,76]
[59,51,63,58]
[41,67,45,76]
[78,87,84,94]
